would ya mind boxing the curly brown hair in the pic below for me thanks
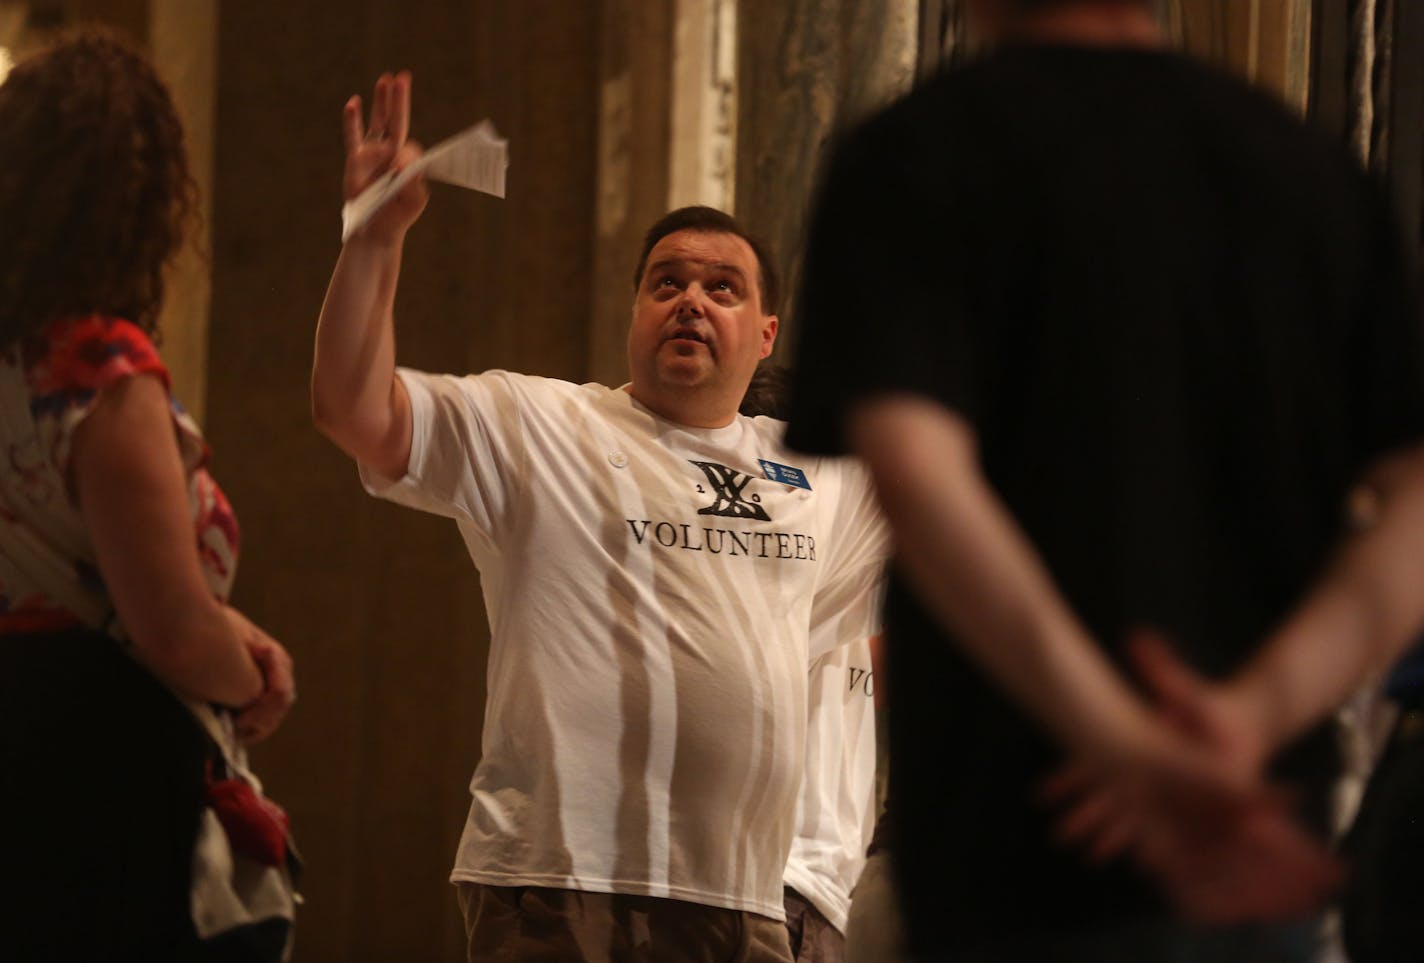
[0,27,196,346]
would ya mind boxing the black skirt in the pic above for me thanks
[1,626,209,961]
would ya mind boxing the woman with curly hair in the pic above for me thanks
[0,29,295,958]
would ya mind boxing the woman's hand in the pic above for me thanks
[227,607,296,744]
[342,70,428,243]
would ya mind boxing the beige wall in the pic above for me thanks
[150,0,216,420]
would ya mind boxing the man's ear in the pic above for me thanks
[760,315,779,359]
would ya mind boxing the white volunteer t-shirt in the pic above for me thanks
[361,369,886,920]
[783,636,877,933]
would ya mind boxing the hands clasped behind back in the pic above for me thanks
[342,71,428,243]
[1044,631,1342,924]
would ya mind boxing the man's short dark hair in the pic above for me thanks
[632,206,781,316]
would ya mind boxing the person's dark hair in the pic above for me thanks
[632,206,781,316]
[0,28,196,345]
[738,362,792,419]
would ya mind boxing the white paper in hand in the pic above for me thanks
[341,120,508,242]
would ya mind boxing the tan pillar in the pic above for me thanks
[149,0,216,420]
[1168,0,1313,113]
[734,0,918,349]
[587,0,676,386]
[586,0,744,387]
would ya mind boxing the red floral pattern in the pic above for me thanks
[0,315,239,633]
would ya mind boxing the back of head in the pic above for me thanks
[967,0,1153,36]
[984,0,1148,10]
[0,28,194,345]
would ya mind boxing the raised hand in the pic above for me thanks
[341,70,428,242]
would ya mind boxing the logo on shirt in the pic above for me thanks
[758,459,812,491]
[690,461,772,521]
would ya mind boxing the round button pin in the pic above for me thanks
[608,451,629,468]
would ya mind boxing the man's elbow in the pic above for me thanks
[310,386,345,442]
[310,378,371,448]
[311,390,374,462]
[1347,441,1424,529]
[312,396,410,480]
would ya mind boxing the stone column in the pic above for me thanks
[734,0,918,350]
[587,0,676,386]
[668,0,738,213]
[149,0,217,420]
[1167,0,1313,112]
[587,0,741,388]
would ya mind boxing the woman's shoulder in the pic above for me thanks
[21,315,169,400]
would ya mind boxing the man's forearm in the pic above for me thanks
[850,396,1168,765]
[311,234,406,458]
[1226,445,1424,752]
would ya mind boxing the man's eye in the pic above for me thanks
[657,277,678,288]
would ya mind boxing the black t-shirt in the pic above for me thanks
[785,44,1424,952]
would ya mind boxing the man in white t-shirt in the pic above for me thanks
[782,638,878,962]
[740,366,880,963]
[312,73,887,962]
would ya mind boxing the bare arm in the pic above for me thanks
[848,394,1168,765]
[1222,443,1424,752]
[312,233,414,478]
[73,374,264,707]
[311,71,427,480]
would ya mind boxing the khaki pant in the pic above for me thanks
[458,883,794,963]
[782,887,845,963]
[843,850,907,963]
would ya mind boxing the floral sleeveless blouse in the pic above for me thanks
[0,315,239,634]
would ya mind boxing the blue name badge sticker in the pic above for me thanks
[759,459,812,491]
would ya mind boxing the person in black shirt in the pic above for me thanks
[785,0,1424,960]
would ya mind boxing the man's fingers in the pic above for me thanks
[1140,793,1343,924]
[369,72,393,141]
[390,70,412,146]
[1128,628,1204,716]
[1039,760,1097,805]
[1054,789,1123,846]
[391,139,424,173]
[343,95,365,153]
[1087,817,1138,863]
